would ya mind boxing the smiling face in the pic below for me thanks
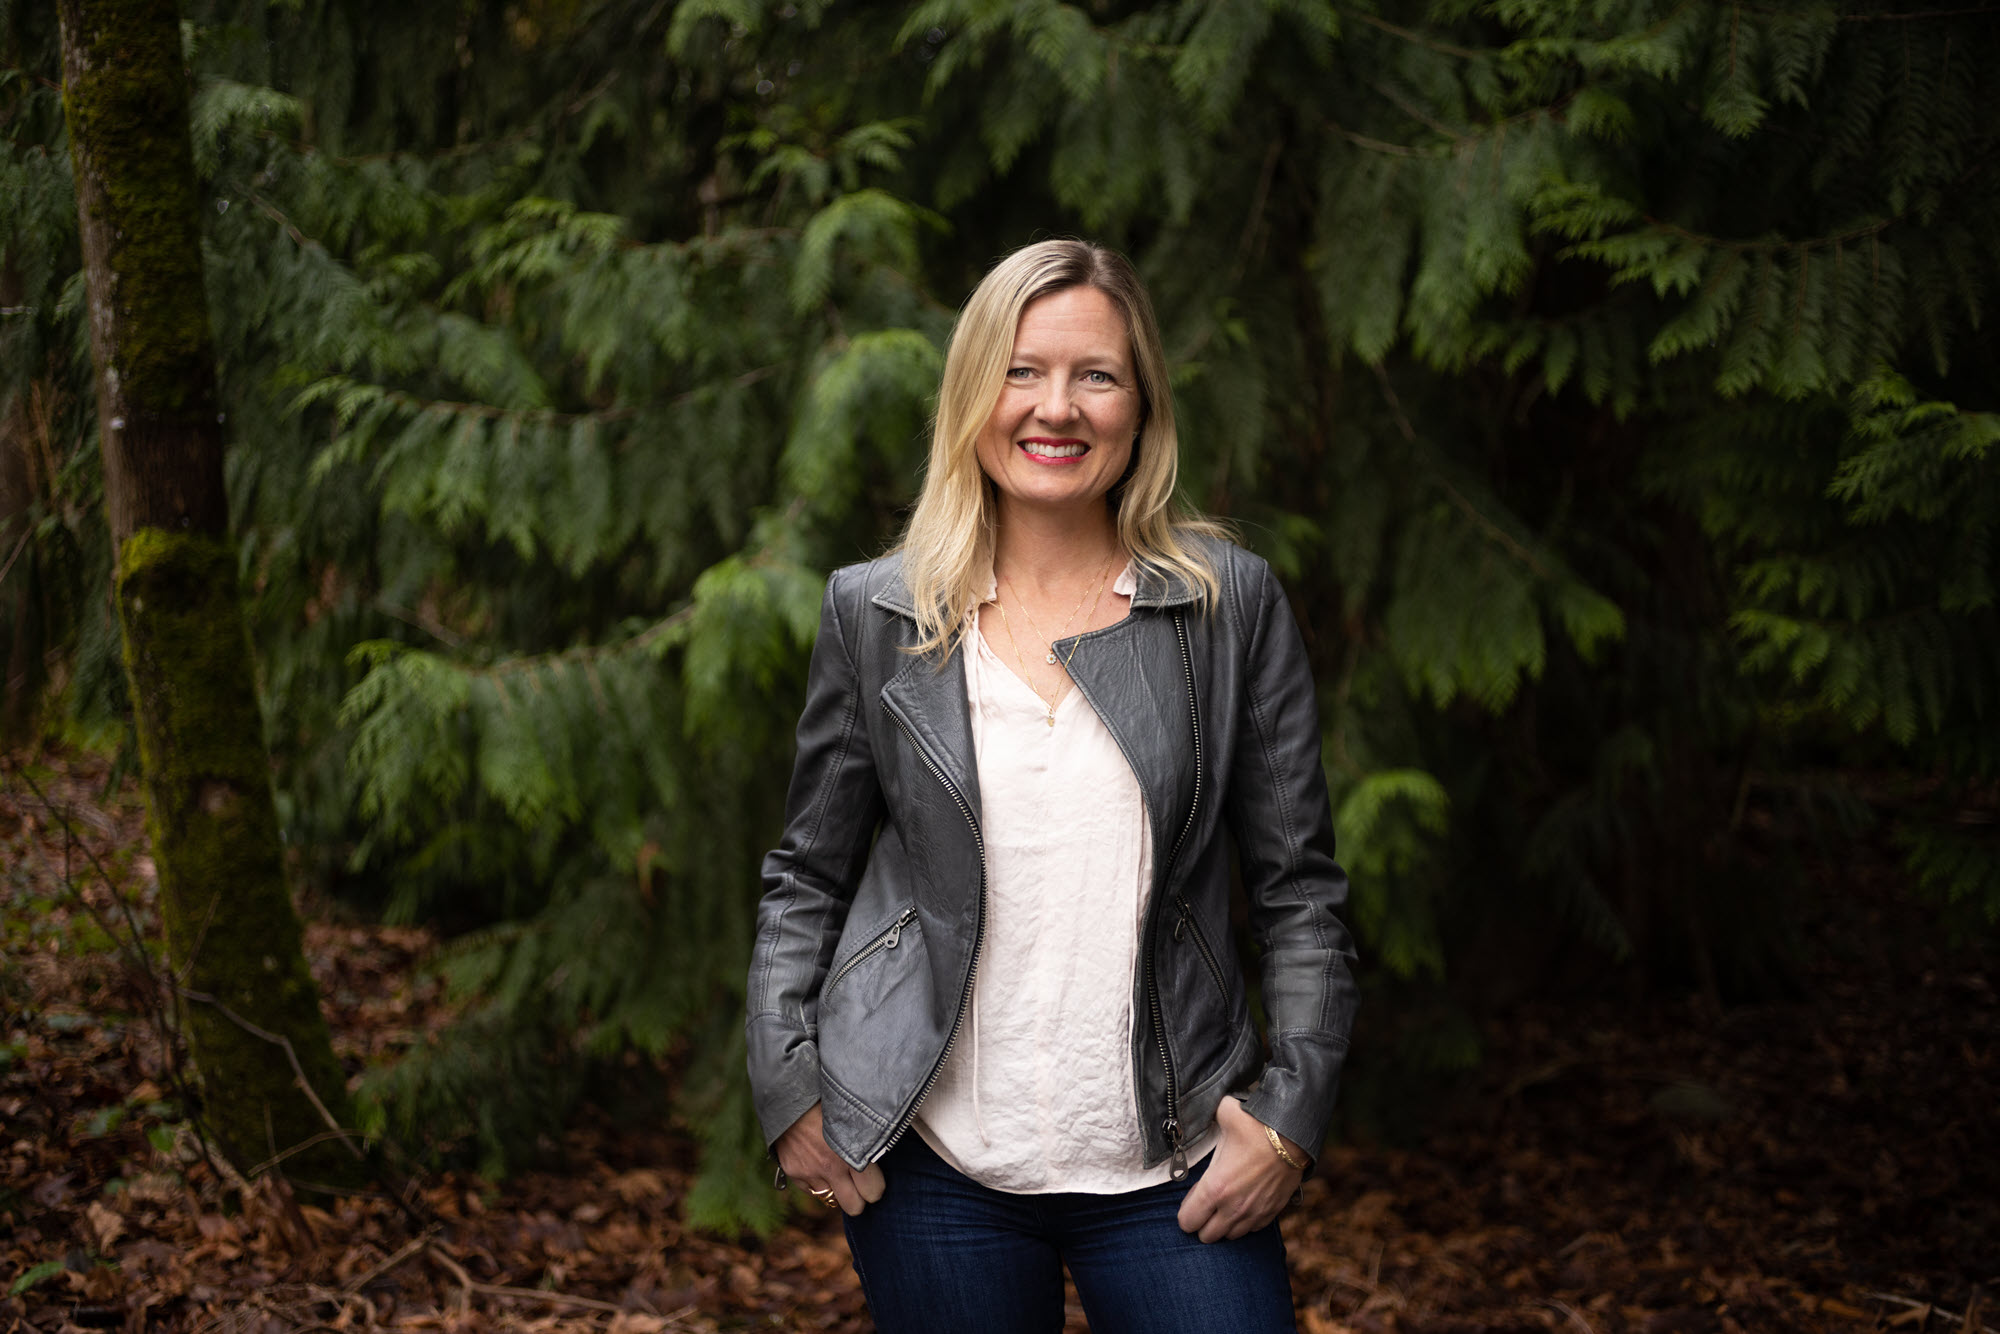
[974,285,1142,523]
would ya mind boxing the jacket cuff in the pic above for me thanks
[1241,1030,1350,1164]
[747,1012,824,1148]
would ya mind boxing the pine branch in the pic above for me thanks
[1326,122,1441,158]
[1349,11,1487,60]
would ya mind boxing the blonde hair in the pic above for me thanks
[897,239,1229,657]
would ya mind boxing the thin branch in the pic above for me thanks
[1368,360,1553,580]
[10,779,155,1002]
[1,757,229,1189]
[300,1286,379,1329]
[247,1127,381,1177]
[174,887,223,988]
[424,1244,657,1317]
[327,363,782,430]
[346,385,637,425]
[245,188,313,251]
[174,983,369,1162]
[8,762,148,960]
[1175,140,1290,367]
[1369,77,1471,145]
[1435,472,1553,580]
[341,1227,441,1297]
[1862,1291,1998,1334]
[1839,3,1999,17]
[415,602,696,681]
[376,599,467,652]
[1328,122,1439,159]
[1348,11,1487,59]
[1230,138,1284,286]
[1543,1298,1600,1334]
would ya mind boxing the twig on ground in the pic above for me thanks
[1544,1298,1599,1334]
[426,1243,475,1313]
[292,1280,384,1334]
[424,1242,643,1315]
[1864,1291,1999,1334]
[301,1281,382,1329]
[342,1227,440,1297]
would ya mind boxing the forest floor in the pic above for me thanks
[2,746,1995,1333]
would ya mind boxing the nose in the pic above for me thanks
[1036,374,1080,425]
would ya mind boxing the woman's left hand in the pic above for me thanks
[1175,1096,1306,1243]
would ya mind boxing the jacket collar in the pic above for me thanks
[869,557,1199,620]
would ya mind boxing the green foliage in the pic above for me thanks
[1900,823,2000,933]
[1336,768,1452,980]
[6,0,1997,1227]
[9,1260,64,1297]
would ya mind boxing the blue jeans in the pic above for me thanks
[842,1133,1297,1333]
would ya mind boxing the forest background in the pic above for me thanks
[2,0,1996,1241]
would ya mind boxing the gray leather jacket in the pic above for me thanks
[746,540,1359,1174]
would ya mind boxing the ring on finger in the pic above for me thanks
[807,1186,838,1207]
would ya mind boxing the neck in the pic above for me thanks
[991,500,1123,591]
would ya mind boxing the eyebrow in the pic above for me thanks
[1007,350,1133,372]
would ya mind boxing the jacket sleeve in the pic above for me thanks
[745,569,886,1147]
[1223,558,1360,1161]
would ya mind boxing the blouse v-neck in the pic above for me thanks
[971,562,1140,714]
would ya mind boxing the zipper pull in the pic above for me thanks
[1172,914,1187,942]
[886,908,914,949]
[1165,1116,1188,1180]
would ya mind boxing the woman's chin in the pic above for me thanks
[993,485,1115,520]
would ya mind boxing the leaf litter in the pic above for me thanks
[3,747,1993,1332]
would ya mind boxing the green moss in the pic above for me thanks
[60,0,216,420]
[116,528,359,1185]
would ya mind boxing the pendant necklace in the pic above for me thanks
[995,554,1120,726]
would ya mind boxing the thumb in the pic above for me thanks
[855,1163,887,1203]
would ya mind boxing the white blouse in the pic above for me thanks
[914,566,1214,1193]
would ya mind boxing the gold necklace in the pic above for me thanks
[994,556,1119,726]
[1001,562,1112,666]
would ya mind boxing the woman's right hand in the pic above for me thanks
[775,1102,886,1216]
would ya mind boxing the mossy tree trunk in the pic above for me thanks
[57,0,358,1186]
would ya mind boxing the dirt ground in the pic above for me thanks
[3,747,1994,1332]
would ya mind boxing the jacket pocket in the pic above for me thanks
[1172,894,1230,1002]
[822,906,918,1005]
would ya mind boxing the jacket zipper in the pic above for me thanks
[871,703,986,1162]
[1172,896,1229,1000]
[1145,611,1203,1178]
[821,907,918,1002]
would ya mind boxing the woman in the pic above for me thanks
[746,239,1359,1332]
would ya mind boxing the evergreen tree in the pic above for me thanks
[54,0,357,1185]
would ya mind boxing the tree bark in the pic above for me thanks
[57,0,358,1185]
[0,255,38,743]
